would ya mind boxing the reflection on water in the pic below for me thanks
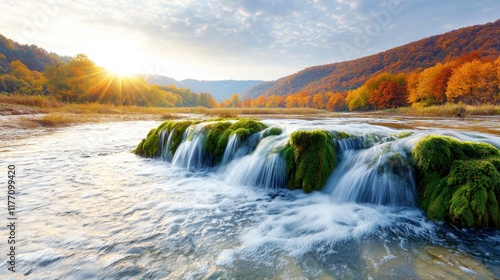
[0,119,499,279]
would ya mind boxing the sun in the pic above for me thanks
[100,54,142,77]
[103,56,140,77]
[90,40,144,77]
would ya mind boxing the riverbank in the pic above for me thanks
[1,98,499,142]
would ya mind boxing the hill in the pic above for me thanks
[242,19,500,98]
[0,34,67,74]
[145,75,262,102]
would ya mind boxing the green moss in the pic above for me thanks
[133,120,198,158]
[263,127,283,137]
[204,121,232,162]
[208,119,268,164]
[283,130,337,193]
[232,128,251,139]
[412,135,500,229]
[134,118,269,167]
[393,131,413,139]
[168,121,198,155]
[133,128,160,157]
[332,131,351,140]
[133,138,147,156]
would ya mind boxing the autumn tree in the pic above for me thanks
[369,81,408,109]
[346,86,371,111]
[0,53,6,74]
[326,93,347,111]
[408,63,452,106]
[196,92,218,108]
[446,60,498,105]
[219,98,231,108]
[242,98,252,108]
[275,95,286,108]
[298,95,311,108]
[10,60,33,83]
[265,95,277,108]
[0,60,45,94]
[312,93,325,109]
[285,94,298,108]
[0,75,29,93]
[363,72,407,109]
[230,94,242,108]
[495,56,500,92]
[44,61,71,98]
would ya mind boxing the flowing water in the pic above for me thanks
[1,118,500,279]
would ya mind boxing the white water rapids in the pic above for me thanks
[1,118,499,279]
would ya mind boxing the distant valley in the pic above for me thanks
[145,75,263,102]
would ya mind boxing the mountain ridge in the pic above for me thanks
[242,19,500,98]
[145,75,263,102]
[0,34,69,74]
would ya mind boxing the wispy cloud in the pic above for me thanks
[0,0,498,80]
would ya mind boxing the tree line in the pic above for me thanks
[2,50,499,111]
[223,53,500,111]
[0,54,218,108]
[243,20,500,98]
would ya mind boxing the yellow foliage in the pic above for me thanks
[346,86,371,111]
[446,60,498,105]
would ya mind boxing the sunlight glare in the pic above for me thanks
[91,40,143,77]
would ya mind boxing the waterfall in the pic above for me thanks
[171,125,207,170]
[221,134,240,164]
[324,138,417,207]
[224,136,288,190]
[152,120,422,207]
[160,128,175,161]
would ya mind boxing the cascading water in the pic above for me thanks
[221,134,240,164]
[223,134,288,189]
[155,121,420,206]
[5,119,500,279]
[152,120,500,210]
[160,128,175,161]
[171,124,207,170]
[324,136,417,207]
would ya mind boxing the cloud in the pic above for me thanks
[0,0,498,80]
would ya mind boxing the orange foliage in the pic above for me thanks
[446,60,498,105]
[369,81,408,109]
[312,93,325,109]
[326,93,347,111]
[244,20,500,99]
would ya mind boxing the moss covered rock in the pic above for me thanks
[205,119,268,164]
[283,130,337,193]
[133,120,198,157]
[263,127,283,138]
[134,119,268,166]
[412,135,500,229]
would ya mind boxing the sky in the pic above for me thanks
[0,0,499,81]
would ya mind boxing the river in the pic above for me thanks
[1,117,499,279]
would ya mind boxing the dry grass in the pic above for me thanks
[392,103,500,117]
[0,94,62,108]
[200,107,328,117]
[30,113,95,127]
[1,94,498,125]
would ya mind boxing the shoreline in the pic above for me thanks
[1,109,499,144]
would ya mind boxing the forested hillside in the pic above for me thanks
[0,35,219,108]
[0,35,67,74]
[145,75,262,102]
[243,20,500,98]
